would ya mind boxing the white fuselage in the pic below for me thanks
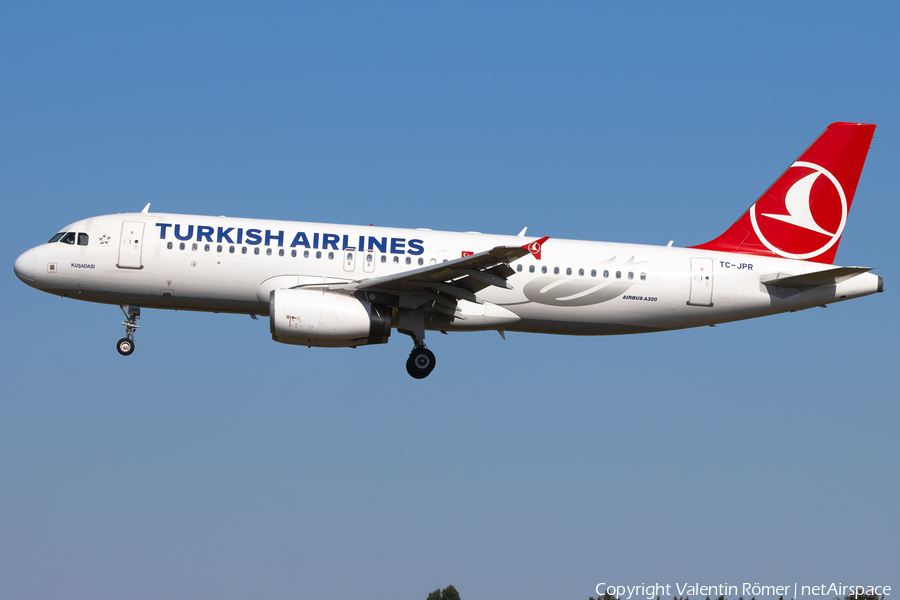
[14,212,882,336]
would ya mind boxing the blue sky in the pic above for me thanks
[2,3,898,599]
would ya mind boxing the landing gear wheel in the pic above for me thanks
[117,337,135,356]
[117,305,141,356]
[406,347,436,379]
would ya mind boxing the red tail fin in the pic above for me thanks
[690,122,875,263]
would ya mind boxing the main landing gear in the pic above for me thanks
[399,307,436,379]
[117,305,140,356]
[406,344,436,379]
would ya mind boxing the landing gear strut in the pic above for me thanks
[406,344,436,379]
[117,305,140,356]
[398,307,436,379]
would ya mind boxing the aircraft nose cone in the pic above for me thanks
[14,249,36,283]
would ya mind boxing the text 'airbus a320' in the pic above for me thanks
[14,122,883,378]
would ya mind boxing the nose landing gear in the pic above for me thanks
[117,305,140,356]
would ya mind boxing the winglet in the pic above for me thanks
[522,236,550,260]
[141,203,151,214]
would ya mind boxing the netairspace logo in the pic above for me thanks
[596,583,892,599]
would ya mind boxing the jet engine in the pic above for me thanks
[269,288,391,347]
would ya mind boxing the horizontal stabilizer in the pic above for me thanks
[760,266,872,289]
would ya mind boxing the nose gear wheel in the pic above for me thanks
[117,337,135,356]
[117,305,141,356]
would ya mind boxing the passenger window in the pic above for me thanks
[192,243,198,251]
[61,232,76,245]
[315,251,322,259]
[230,246,236,254]
[418,257,424,265]
[167,242,173,250]
[180,242,186,250]
[328,251,334,260]
[347,252,354,261]
[578,268,584,276]
[303,250,309,258]
[242,247,248,254]
[266,248,272,256]
[640,272,646,281]
[517,264,523,272]
[48,233,65,243]
[393,256,399,264]
[603,270,609,278]
[541,266,547,274]
[290,249,296,257]
[380,255,386,263]
[406,257,411,265]
[529,265,535,273]
[628,271,633,280]
[616,271,621,279]
[77,233,89,246]
[204,244,210,252]
[217,245,223,253]
[254,247,260,255]
[553,267,560,275]
[591,269,596,277]
[279,249,285,256]
[566,267,572,275]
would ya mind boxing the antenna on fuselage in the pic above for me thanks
[517,227,527,237]
[141,203,151,214]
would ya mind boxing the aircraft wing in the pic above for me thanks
[357,245,529,291]
[311,237,549,312]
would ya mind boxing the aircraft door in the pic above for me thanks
[363,250,376,273]
[118,221,145,269]
[343,249,356,272]
[687,257,713,306]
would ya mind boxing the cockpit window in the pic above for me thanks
[60,232,76,245]
[48,233,65,243]
[77,233,89,246]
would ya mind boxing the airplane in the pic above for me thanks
[13,122,883,378]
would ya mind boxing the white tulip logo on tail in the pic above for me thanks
[762,171,833,235]
[750,161,847,260]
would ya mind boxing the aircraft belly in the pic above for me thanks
[431,300,521,331]
[508,319,665,335]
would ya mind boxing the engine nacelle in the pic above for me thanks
[269,288,391,347]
